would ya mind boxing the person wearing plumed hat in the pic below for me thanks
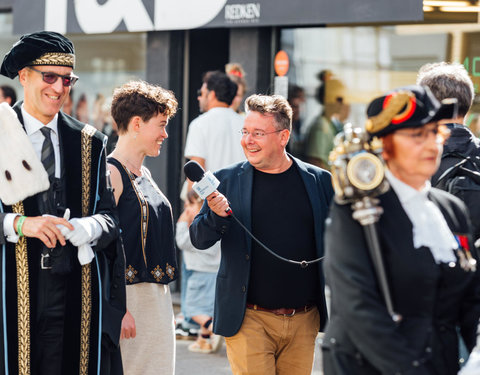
[0,31,125,374]
[322,85,480,375]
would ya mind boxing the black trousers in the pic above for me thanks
[34,268,67,375]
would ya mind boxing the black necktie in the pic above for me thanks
[39,127,55,213]
[40,127,55,181]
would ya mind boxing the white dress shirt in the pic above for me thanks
[386,169,458,264]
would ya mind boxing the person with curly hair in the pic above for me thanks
[107,80,179,374]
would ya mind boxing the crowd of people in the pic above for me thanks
[1,29,480,375]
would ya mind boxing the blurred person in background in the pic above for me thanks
[176,190,222,354]
[287,84,306,159]
[417,62,480,243]
[305,70,349,169]
[226,62,247,114]
[107,80,179,375]
[0,84,17,106]
[75,92,89,123]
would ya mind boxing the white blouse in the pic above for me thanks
[385,169,458,264]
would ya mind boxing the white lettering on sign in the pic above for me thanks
[44,0,227,34]
[74,0,154,34]
[224,3,260,21]
[154,0,226,30]
[45,0,68,34]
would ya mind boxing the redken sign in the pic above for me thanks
[13,0,422,35]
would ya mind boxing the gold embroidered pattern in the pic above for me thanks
[151,265,165,282]
[80,124,96,375]
[121,164,150,267]
[13,202,30,375]
[125,265,138,283]
[166,263,175,280]
[30,52,75,68]
[365,91,414,134]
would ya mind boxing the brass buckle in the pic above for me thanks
[41,253,52,270]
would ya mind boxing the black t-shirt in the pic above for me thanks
[247,164,319,309]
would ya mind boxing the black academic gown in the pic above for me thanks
[322,187,480,375]
[0,104,126,374]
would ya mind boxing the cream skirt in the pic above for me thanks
[120,283,175,375]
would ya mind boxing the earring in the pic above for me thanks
[133,133,137,140]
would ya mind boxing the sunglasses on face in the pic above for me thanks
[28,66,79,87]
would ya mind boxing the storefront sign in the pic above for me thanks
[13,0,423,35]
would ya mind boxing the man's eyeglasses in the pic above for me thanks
[28,66,79,87]
[395,125,448,144]
[240,129,283,139]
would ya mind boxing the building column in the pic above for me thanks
[144,30,185,218]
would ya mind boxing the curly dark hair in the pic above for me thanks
[111,80,178,134]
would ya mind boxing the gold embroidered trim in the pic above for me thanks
[80,124,96,375]
[365,91,414,134]
[151,265,165,282]
[30,52,75,68]
[125,265,138,283]
[12,202,30,375]
[120,164,149,267]
[165,263,175,280]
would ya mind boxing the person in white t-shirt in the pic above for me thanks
[184,70,246,190]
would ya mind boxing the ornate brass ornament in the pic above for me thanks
[80,124,96,375]
[30,52,75,68]
[12,202,30,375]
[329,124,389,204]
[365,91,415,134]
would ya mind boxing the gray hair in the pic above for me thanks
[245,94,292,131]
[417,62,474,117]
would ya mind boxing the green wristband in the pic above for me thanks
[16,216,26,237]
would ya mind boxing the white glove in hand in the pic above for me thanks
[66,217,99,247]
[78,243,94,265]
[55,208,71,237]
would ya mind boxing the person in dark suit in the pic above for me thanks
[0,31,125,374]
[190,94,334,375]
[322,85,480,375]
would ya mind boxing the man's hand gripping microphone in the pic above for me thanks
[183,161,232,216]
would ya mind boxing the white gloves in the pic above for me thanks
[66,217,99,246]
[56,210,100,265]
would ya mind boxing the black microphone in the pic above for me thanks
[184,160,232,215]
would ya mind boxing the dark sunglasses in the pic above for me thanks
[28,66,79,87]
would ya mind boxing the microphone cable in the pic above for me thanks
[228,210,324,269]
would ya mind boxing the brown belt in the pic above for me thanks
[246,303,314,317]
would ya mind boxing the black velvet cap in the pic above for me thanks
[365,85,457,138]
[0,31,75,79]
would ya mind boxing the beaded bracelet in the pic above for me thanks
[16,216,26,237]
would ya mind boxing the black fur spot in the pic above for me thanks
[5,170,11,181]
[22,160,31,170]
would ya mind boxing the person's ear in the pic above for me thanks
[18,68,29,87]
[280,129,291,147]
[128,116,142,135]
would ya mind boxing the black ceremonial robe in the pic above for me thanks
[0,104,126,375]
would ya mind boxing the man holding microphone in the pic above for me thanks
[189,94,333,375]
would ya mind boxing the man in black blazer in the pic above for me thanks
[190,94,334,375]
[0,31,125,374]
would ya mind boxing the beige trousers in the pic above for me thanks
[225,306,320,375]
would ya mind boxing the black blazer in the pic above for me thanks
[189,156,334,337]
[322,187,480,375]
